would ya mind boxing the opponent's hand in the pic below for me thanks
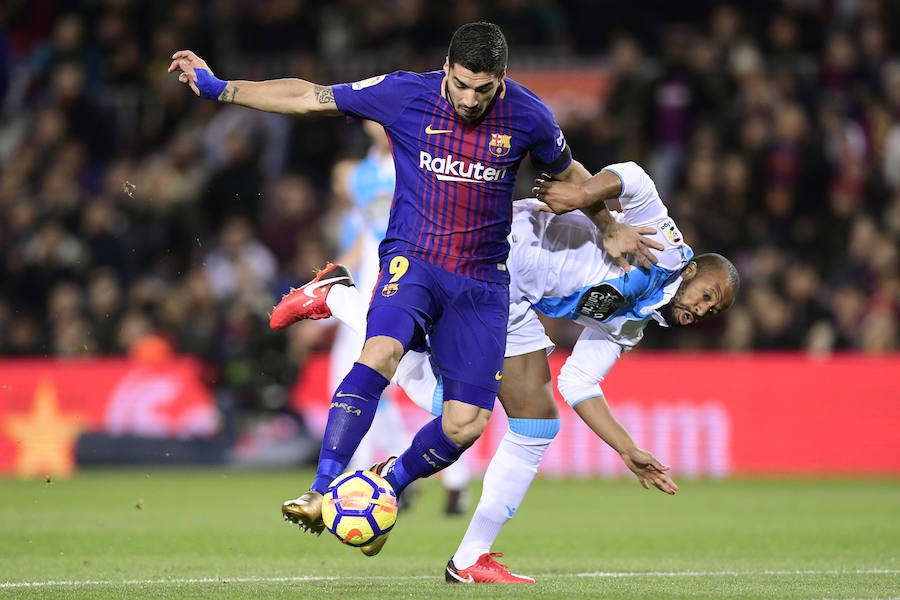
[620,447,679,495]
[532,176,663,270]
[532,176,587,214]
[602,220,663,270]
[168,50,214,96]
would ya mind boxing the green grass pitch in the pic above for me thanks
[0,468,897,599]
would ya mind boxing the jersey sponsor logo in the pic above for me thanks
[488,133,512,157]
[555,130,565,147]
[381,283,399,297]
[419,151,508,183]
[576,283,626,322]
[350,74,386,90]
[425,124,453,135]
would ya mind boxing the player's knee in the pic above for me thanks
[358,335,405,378]
[500,390,558,420]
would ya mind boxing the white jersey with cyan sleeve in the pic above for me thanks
[504,161,693,406]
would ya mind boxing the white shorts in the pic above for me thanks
[505,300,554,358]
[505,201,555,358]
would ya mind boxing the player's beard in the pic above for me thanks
[659,300,691,327]
[454,103,484,122]
[659,301,677,327]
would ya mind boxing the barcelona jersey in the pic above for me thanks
[332,70,571,284]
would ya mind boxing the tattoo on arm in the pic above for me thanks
[314,85,334,105]
[218,85,239,103]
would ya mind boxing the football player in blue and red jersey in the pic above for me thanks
[169,22,663,556]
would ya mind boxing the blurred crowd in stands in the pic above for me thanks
[0,0,898,411]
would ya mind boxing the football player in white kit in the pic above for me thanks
[273,161,738,582]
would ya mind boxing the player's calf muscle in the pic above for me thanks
[441,402,491,447]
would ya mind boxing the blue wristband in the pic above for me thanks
[195,68,227,100]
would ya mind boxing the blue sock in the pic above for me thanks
[311,363,389,493]
[384,416,464,495]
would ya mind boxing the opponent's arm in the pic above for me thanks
[550,158,592,185]
[168,50,342,116]
[535,164,662,269]
[557,331,678,495]
[572,395,678,494]
[534,166,623,213]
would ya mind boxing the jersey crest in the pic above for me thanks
[575,283,626,322]
[489,133,512,157]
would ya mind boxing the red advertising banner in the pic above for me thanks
[291,352,900,477]
[0,357,218,477]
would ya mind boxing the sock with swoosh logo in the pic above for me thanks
[312,362,389,493]
[385,416,463,495]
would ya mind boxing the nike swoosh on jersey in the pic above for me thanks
[425,125,454,135]
[303,276,351,298]
[335,391,367,401]
[495,371,503,380]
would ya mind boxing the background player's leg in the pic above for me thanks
[326,284,367,337]
[392,350,442,414]
[441,453,471,515]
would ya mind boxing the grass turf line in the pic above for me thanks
[0,468,897,599]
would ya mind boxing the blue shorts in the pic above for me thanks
[366,253,508,397]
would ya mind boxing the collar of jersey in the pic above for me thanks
[649,276,684,328]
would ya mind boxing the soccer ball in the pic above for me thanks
[321,470,398,547]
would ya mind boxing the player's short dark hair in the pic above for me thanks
[694,253,741,296]
[448,22,508,77]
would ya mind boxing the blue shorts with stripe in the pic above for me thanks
[366,253,508,397]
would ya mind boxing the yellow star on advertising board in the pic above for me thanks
[3,380,83,478]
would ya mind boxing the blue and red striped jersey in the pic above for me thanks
[332,70,570,283]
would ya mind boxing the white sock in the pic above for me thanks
[441,453,471,491]
[393,350,441,415]
[451,430,551,569]
[325,284,367,337]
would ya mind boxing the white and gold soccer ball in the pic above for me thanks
[321,470,398,547]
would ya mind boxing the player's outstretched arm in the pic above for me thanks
[533,169,662,270]
[572,396,678,495]
[168,50,342,116]
[558,333,677,495]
